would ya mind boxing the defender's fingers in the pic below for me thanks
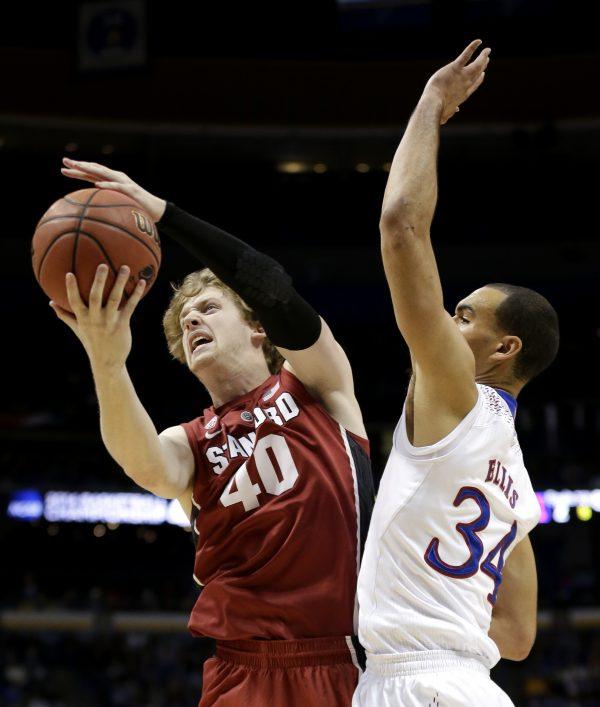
[65,272,86,314]
[107,265,131,313]
[122,278,147,319]
[49,301,79,332]
[88,264,110,311]
[456,39,482,67]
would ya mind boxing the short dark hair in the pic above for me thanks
[487,283,559,382]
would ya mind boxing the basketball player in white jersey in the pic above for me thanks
[353,41,559,706]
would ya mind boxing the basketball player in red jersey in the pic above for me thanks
[54,158,375,706]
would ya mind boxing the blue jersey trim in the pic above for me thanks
[494,388,518,418]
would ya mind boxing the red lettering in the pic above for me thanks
[493,460,501,485]
[486,459,496,483]
[504,475,513,499]
[509,490,519,509]
[500,466,507,492]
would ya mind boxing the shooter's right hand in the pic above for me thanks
[50,263,146,374]
[423,39,491,125]
[61,158,167,223]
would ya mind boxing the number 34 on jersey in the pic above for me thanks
[424,486,518,606]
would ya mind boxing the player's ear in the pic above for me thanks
[250,324,267,348]
[492,335,522,362]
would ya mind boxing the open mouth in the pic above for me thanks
[190,333,213,353]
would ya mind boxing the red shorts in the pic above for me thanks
[198,637,360,706]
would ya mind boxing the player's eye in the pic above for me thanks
[204,303,218,312]
[460,316,470,324]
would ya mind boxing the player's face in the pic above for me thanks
[179,287,264,374]
[453,287,509,377]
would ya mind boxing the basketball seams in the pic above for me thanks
[78,232,119,279]
[38,210,144,228]
[33,189,160,308]
[80,216,160,266]
[38,213,160,267]
[35,230,78,281]
[63,196,139,208]
[36,215,160,267]
[73,189,100,275]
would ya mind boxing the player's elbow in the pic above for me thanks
[501,623,537,661]
[503,641,533,662]
[122,464,178,499]
[379,202,423,246]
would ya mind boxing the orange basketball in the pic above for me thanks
[32,188,161,312]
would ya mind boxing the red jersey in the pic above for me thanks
[181,367,374,641]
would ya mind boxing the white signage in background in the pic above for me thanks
[39,492,188,527]
[7,488,598,527]
[78,0,147,72]
[44,492,166,525]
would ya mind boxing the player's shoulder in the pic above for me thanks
[476,384,518,428]
[177,408,216,447]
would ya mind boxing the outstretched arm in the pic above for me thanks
[61,159,365,436]
[380,40,490,444]
[488,535,538,661]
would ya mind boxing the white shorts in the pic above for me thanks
[352,650,515,707]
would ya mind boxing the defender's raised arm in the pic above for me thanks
[380,41,490,440]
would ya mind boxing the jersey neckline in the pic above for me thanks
[207,372,278,418]
[493,388,518,418]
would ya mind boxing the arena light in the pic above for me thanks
[277,161,310,174]
[537,489,600,524]
[576,505,593,522]
[7,490,44,521]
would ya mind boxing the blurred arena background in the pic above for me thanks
[1,1,598,705]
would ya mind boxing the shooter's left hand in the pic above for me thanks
[61,158,167,222]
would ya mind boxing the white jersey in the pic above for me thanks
[358,384,540,669]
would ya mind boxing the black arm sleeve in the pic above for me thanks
[158,203,322,350]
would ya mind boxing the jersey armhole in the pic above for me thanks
[280,367,370,454]
[346,429,370,456]
[179,418,206,489]
[393,387,484,462]
[279,366,316,404]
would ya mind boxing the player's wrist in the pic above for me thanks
[90,358,129,385]
[419,87,445,115]
[147,195,167,223]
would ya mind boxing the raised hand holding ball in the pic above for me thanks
[32,186,161,312]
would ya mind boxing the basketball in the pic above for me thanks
[32,188,161,312]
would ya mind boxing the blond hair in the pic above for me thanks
[162,268,284,374]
